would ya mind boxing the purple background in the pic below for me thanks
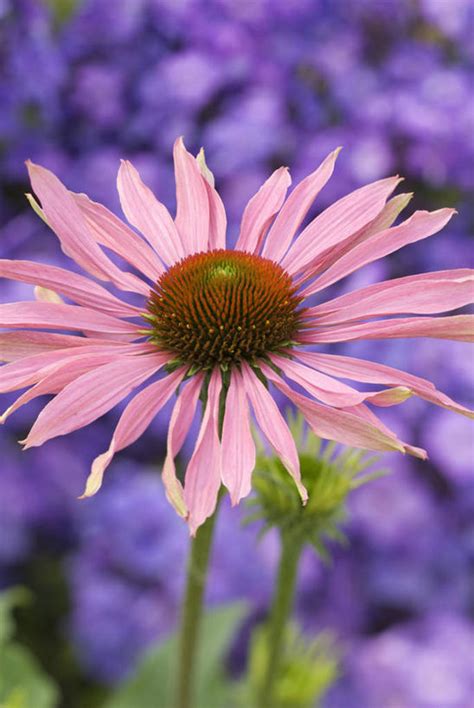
[0,1,473,705]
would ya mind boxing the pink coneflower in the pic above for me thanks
[1,138,472,533]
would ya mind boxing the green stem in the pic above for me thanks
[175,504,220,708]
[258,534,303,708]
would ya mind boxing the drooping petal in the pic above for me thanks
[81,368,186,499]
[184,369,222,535]
[235,167,291,254]
[73,192,164,282]
[0,332,112,362]
[0,344,132,392]
[300,315,474,344]
[162,373,204,517]
[0,350,124,423]
[173,137,210,255]
[117,160,185,266]
[271,354,412,409]
[260,363,416,456]
[282,176,401,276]
[305,269,474,324]
[0,259,141,318]
[22,353,168,448]
[261,148,341,263]
[221,369,256,505]
[0,302,139,336]
[343,403,427,459]
[301,208,456,298]
[296,351,474,419]
[241,362,307,502]
[197,148,226,250]
[27,162,149,295]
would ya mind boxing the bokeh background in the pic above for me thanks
[1,1,473,706]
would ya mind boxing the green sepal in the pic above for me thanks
[247,410,388,556]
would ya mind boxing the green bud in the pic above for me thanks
[247,411,387,557]
[245,624,339,708]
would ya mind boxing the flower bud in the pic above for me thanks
[247,411,386,556]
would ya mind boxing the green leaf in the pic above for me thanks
[0,644,59,708]
[0,589,30,647]
[106,603,246,708]
[0,589,59,708]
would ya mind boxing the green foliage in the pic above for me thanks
[0,589,59,708]
[105,603,246,708]
[248,410,387,556]
[43,0,78,26]
[244,624,339,708]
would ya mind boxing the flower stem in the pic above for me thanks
[175,504,220,708]
[257,534,303,708]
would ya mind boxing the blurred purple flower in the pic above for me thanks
[330,613,474,708]
[0,0,473,692]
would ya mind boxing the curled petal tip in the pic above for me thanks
[0,407,13,424]
[78,451,111,499]
[298,484,309,505]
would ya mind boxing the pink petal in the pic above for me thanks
[261,148,341,263]
[271,354,411,409]
[235,167,291,254]
[162,373,204,517]
[260,363,415,456]
[365,387,413,407]
[301,208,455,298]
[117,160,185,266]
[241,362,307,502]
[295,192,414,285]
[73,192,164,282]
[0,332,110,362]
[296,351,474,419]
[27,162,149,295]
[0,302,139,336]
[344,403,427,459]
[0,259,141,318]
[22,353,167,448]
[306,269,474,324]
[0,345,131,393]
[81,368,186,499]
[1,349,123,423]
[359,191,414,236]
[197,150,227,250]
[282,176,401,276]
[184,369,222,535]
[221,369,256,505]
[272,353,370,407]
[300,315,474,344]
[173,137,210,255]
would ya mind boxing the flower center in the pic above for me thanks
[146,249,303,370]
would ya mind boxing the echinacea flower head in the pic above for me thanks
[1,138,473,533]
